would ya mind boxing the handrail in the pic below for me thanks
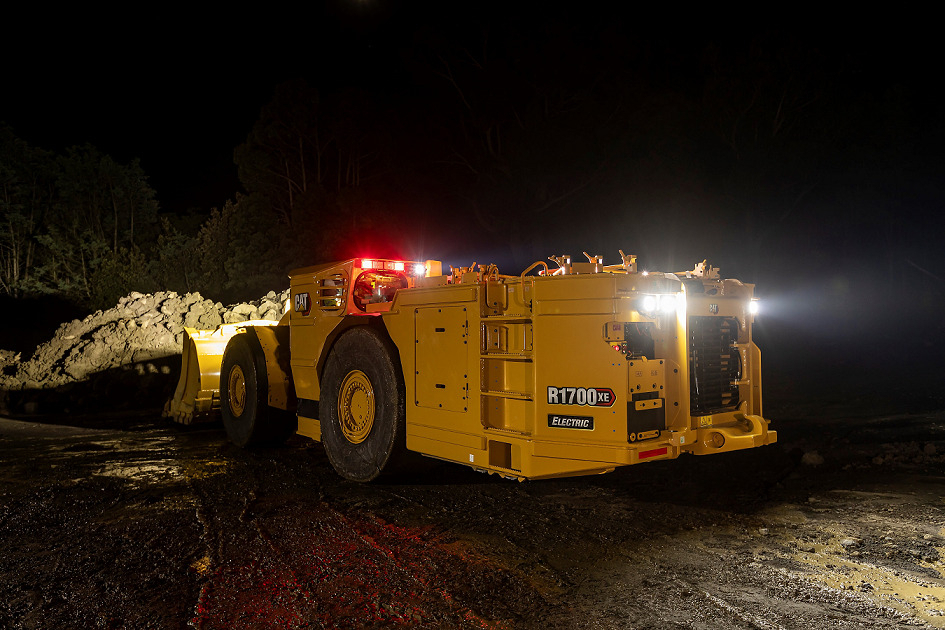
[520,260,549,278]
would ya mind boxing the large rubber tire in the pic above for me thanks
[320,327,406,482]
[220,333,293,447]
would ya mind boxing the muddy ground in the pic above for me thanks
[1,365,943,629]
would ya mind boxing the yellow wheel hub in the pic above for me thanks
[338,370,375,444]
[228,364,246,417]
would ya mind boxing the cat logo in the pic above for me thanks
[294,292,312,316]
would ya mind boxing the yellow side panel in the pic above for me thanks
[253,325,294,410]
[297,415,321,441]
[289,265,349,402]
[481,358,532,397]
[415,306,469,412]
[663,359,685,429]
[481,395,532,433]
[394,286,477,307]
[385,288,484,447]
[289,313,347,402]
[289,277,320,402]
[531,314,629,446]
[749,342,763,416]
[534,298,616,316]
[481,321,532,355]
[408,423,486,451]
[292,364,319,403]
[531,274,617,301]
[627,358,665,398]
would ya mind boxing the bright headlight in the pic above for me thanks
[639,294,678,317]
[749,299,760,315]
[659,294,677,313]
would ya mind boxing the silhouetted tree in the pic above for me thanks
[151,195,297,303]
[32,145,160,305]
[0,130,161,307]
[234,79,327,227]
[418,21,637,265]
[0,126,55,297]
[234,80,398,265]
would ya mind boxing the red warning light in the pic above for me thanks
[360,259,422,273]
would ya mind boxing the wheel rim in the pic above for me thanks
[228,364,246,417]
[338,370,375,444]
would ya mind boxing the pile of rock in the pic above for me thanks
[0,289,288,416]
[870,441,941,467]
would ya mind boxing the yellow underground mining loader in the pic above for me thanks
[164,252,776,481]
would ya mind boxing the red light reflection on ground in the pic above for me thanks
[192,504,509,628]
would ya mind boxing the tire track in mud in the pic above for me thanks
[188,476,224,628]
[755,485,945,628]
[682,580,788,630]
[567,530,930,629]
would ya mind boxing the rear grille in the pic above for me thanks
[688,317,740,414]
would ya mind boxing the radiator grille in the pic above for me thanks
[688,317,740,414]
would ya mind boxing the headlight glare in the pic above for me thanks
[639,294,679,317]
[641,295,658,314]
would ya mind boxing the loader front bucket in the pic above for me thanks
[164,322,274,425]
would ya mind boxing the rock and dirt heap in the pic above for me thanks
[0,289,289,415]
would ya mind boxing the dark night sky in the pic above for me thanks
[5,6,936,215]
[3,5,943,361]
[3,4,373,212]
[4,2,456,212]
